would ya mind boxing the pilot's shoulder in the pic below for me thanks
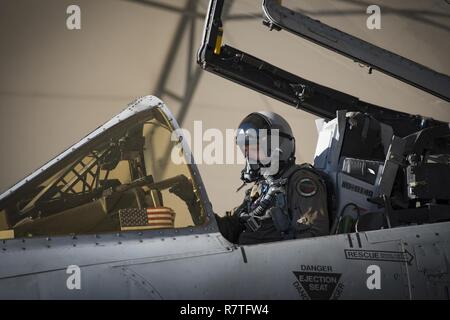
[288,163,323,197]
[289,163,322,180]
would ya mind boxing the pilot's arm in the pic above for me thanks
[288,169,329,238]
[214,200,246,244]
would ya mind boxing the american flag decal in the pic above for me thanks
[119,207,176,231]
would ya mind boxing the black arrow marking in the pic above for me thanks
[344,249,415,265]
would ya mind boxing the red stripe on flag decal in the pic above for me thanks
[147,213,174,217]
[146,223,174,227]
[147,217,173,221]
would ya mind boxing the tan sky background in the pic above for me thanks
[0,0,449,214]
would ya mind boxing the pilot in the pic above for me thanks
[215,111,329,245]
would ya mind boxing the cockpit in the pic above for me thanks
[0,105,206,239]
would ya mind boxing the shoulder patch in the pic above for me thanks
[297,178,317,197]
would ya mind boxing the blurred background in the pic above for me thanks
[1,0,449,214]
